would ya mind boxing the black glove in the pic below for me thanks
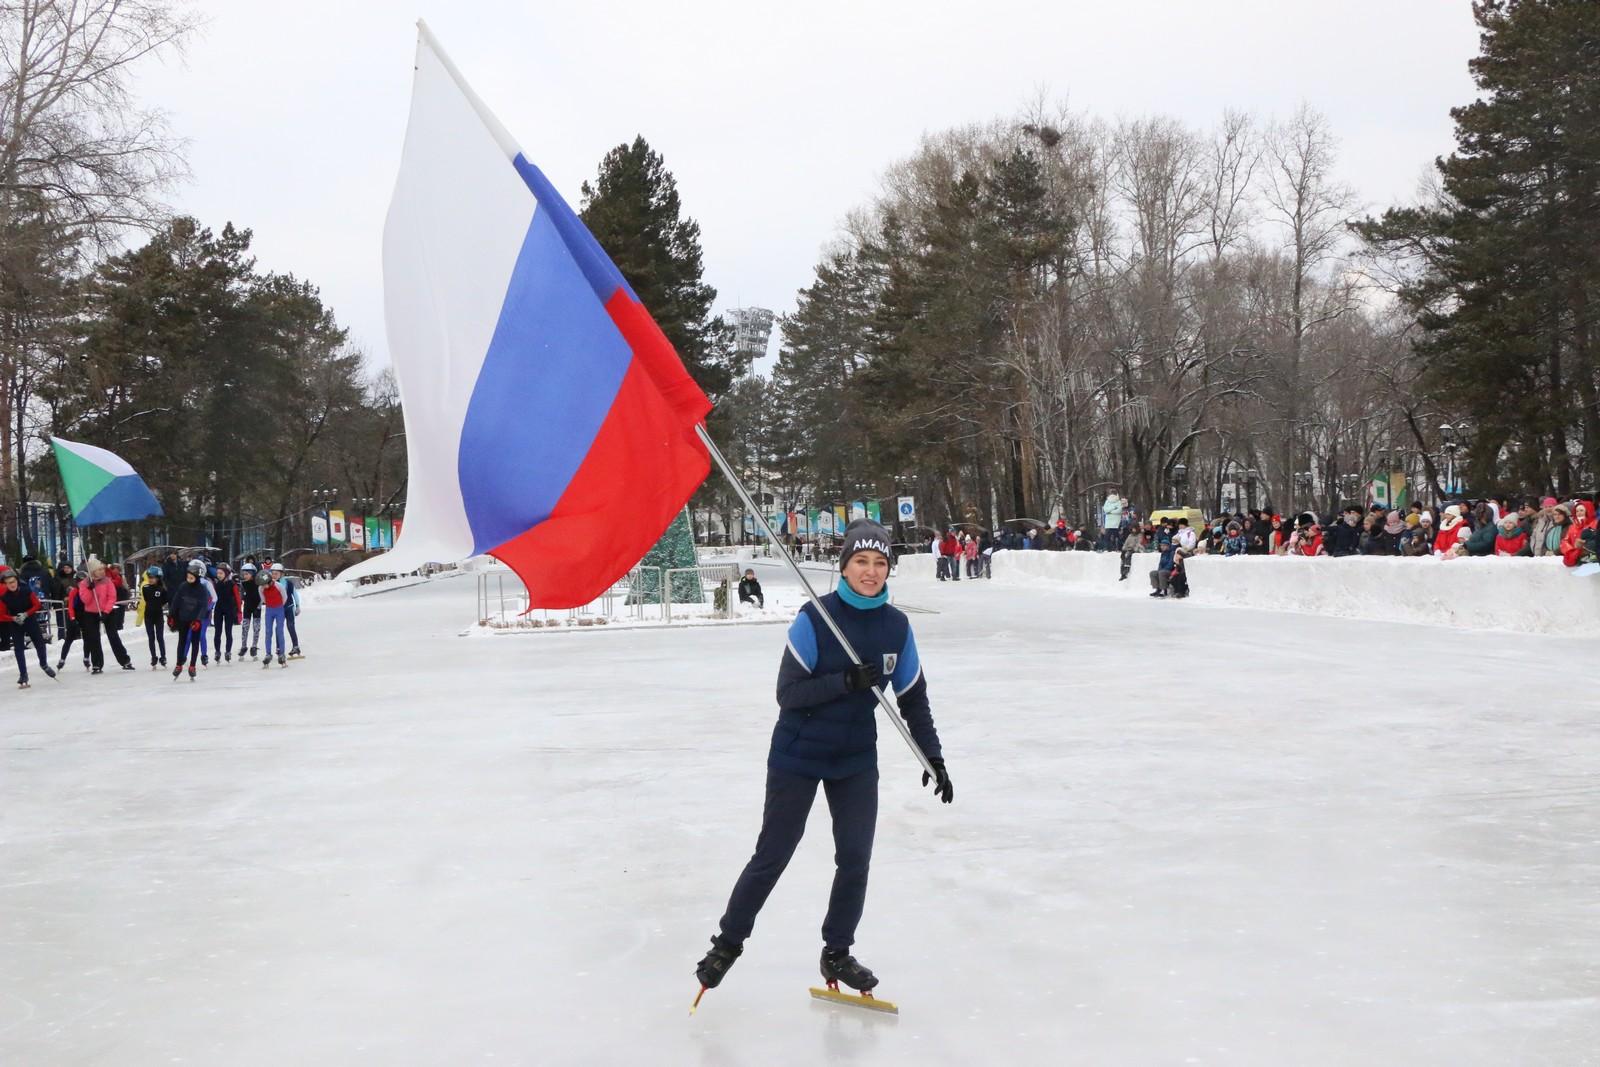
[843,662,882,692]
[922,758,953,804]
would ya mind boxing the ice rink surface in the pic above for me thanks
[3,562,1599,1065]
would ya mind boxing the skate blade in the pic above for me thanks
[808,986,898,1014]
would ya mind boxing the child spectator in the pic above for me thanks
[738,568,764,610]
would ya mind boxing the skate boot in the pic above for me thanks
[188,665,197,682]
[16,677,28,689]
[277,654,287,667]
[262,656,272,670]
[225,651,232,663]
[819,947,879,992]
[120,661,135,671]
[56,657,66,671]
[91,667,102,675]
[250,646,258,658]
[288,647,302,659]
[694,934,743,990]
[172,667,182,680]
[151,657,158,670]
[42,666,56,680]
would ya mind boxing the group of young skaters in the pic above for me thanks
[0,552,304,689]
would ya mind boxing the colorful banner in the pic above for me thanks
[816,509,834,536]
[1370,472,1409,509]
[379,517,394,549]
[808,508,820,534]
[365,515,380,549]
[349,516,366,549]
[329,509,347,547]
[833,504,847,530]
[897,496,916,524]
[866,500,881,522]
[793,511,809,535]
[391,517,404,542]
[311,511,329,547]
[849,500,866,521]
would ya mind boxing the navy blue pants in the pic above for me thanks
[718,766,878,950]
[9,617,49,680]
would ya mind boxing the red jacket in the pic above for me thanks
[1432,522,1466,556]
[1495,530,1529,556]
[1560,500,1596,565]
[0,588,43,623]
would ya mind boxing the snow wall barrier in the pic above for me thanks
[892,551,1600,636]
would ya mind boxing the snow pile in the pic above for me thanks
[1185,554,1600,635]
[296,579,352,607]
[897,549,1600,634]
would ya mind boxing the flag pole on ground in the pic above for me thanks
[694,425,936,779]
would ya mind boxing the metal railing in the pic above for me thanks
[474,563,744,628]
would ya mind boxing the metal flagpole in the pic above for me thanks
[695,425,936,778]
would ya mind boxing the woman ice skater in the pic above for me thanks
[694,519,953,1004]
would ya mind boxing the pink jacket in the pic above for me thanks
[73,576,119,616]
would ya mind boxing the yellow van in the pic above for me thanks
[1148,507,1207,529]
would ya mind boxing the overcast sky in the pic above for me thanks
[137,0,1481,371]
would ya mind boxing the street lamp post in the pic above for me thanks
[1294,471,1313,514]
[1438,422,1468,502]
[1172,463,1188,507]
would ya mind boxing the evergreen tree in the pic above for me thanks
[1357,0,1600,493]
[580,136,743,401]
[630,509,703,604]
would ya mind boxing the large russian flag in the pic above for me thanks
[343,24,711,607]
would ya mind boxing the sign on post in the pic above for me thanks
[311,512,329,547]
[897,496,916,523]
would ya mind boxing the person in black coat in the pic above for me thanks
[239,562,263,657]
[737,569,764,610]
[211,563,243,661]
[1323,505,1363,557]
[140,567,169,668]
[167,565,212,678]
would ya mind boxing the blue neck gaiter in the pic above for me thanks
[836,576,889,610]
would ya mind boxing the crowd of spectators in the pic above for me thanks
[956,496,1600,599]
[989,496,1600,567]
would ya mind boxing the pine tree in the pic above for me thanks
[580,136,743,402]
[1356,0,1600,493]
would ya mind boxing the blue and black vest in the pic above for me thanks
[767,580,941,780]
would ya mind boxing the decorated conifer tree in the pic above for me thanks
[630,509,703,604]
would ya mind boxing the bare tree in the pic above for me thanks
[1260,103,1358,508]
[0,0,194,239]
[0,0,192,524]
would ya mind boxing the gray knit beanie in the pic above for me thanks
[838,519,893,571]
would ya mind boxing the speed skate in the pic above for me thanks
[808,982,899,1015]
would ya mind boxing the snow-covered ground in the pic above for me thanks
[3,562,1598,1064]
